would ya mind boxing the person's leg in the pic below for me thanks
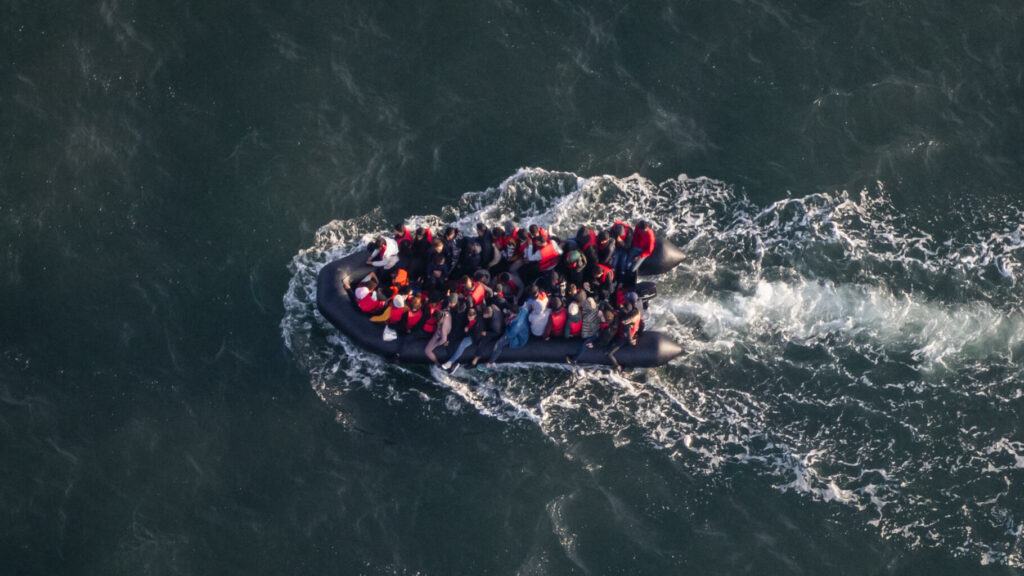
[442,336,473,370]
[487,334,509,365]
[567,335,597,364]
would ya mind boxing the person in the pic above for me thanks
[606,300,642,371]
[353,273,387,314]
[610,221,634,278]
[393,223,413,257]
[366,236,400,271]
[522,235,562,287]
[424,308,451,366]
[629,220,656,274]
[563,249,588,288]
[474,223,496,270]
[575,226,600,270]
[455,237,482,278]
[587,262,615,302]
[398,294,426,335]
[468,303,504,368]
[458,275,491,307]
[543,297,568,340]
[528,224,550,243]
[424,252,450,294]
[523,285,550,337]
[508,228,533,272]
[563,294,585,339]
[441,302,477,371]
[595,230,615,268]
[567,304,619,366]
[411,227,434,259]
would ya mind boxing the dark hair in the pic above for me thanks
[611,224,623,237]
[598,231,610,242]
[550,297,563,310]
[393,223,405,233]
[635,220,648,231]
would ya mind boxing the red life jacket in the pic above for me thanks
[538,242,560,271]
[396,227,413,254]
[405,307,424,331]
[387,304,406,325]
[356,287,386,314]
[595,263,614,284]
[548,308,568,336]
[515,235,532,258]
[632,226,656,258]
[568,317,583,338]
[462,281,486,306]
[534,226,550,242]
[422,302,442,333]
[612,220,630,243]
[624,314,641,340]
[582,229,598,252]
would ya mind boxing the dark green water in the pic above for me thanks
[3,1,1023,574]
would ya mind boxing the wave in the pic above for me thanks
[282,167,1024,567]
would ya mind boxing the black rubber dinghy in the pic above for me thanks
[316,236,686,368]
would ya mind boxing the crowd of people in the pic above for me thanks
[342,219,658,372]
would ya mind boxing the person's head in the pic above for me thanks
[611,224,624,238]
[566,283,579,298]
[407,295,422,311]
[393,223,406,236]
[598,231,611,244]
[528,284,540,299]
[447,292,461,308]
[603,309,618,322]
[365,278,378,290]
[619,301,635,315]
[443,226,457,240]
[591,266,605,278]
[566,250,583,268]
[434,308,446,320]
[550,297,563,311]
[431,239,444,253]
[415,227,428,239]
[459,275,472,288]
[476,222,487,236]
[635,220,648,232]
[480,304,493,318]
[516,228,530,241]
[398,285,413,297]
[528,224,541,237]
[491,226,505,240]
[466,305,477,320]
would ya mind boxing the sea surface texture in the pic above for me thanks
[3,1,1023,574]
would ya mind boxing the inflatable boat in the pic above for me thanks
[316,236,686,368]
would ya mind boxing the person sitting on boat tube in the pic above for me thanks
[366,236,400,270]
[353,273,387,315]
[627,220,656,276]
